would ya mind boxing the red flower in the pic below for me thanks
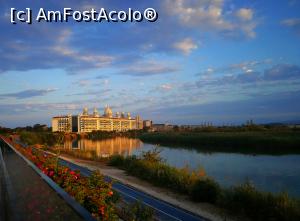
[49,171,55,178]
[99,206,105,215]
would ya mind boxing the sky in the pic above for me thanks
[0,0,300,128]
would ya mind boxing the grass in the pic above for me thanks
[108,149,300,221]
[220,183,300,221]
[139,131,300,154]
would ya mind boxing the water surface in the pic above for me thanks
[64,137,300,197]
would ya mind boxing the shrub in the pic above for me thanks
[120,201,154,221]
[220,183,300,221]
[108,155,125,167]
[190,178,221,203]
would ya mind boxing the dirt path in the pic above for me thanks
[59,153,242,221]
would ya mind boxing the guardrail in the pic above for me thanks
[0,138,21,221]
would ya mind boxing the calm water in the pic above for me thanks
[64,137,300,197]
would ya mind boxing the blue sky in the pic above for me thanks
[0,0,300,127]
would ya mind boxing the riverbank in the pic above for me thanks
[107,153,300,221]
[139,131,300,154]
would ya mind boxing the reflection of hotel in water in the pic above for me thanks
[64,137,142,157]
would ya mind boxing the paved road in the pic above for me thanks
[59,158,207,221]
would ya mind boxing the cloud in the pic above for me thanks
[67,89,112,97]
[281,18,300,26]
[0,26,115,74]
[150,83,174,93]
[160,84,173,91]
[165,0,257,38]
[75,80,91,87]
[165,0,233,30]
[264,64,300,80]
[51,30,115,74]
[173,38,198,55]
[137,90,300,125]
[196,59,272,76]
[0,89,57,99]
[0,0,261,77]
[281,18,300,35]
[117,60,180,76]
[236,8,253,21]
[196,63,300,87]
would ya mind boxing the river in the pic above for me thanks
[64,137,300,197]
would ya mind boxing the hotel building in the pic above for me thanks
[52,106,143,133]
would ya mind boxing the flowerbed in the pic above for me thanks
[4,138,119,221]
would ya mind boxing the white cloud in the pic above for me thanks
[236,8,253,21]
[173,38,198,55]
[165,0,257,38]
[166,0,233,31]
[53,46,114,67]
[51,29,115,73]
[160,84,173,91]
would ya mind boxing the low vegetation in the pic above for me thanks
[139,131,300,154]
[118,201,154,221]
[19,131,64,147]
[0,126,13,135]
[220,183,300,221]
[108,149,300,221]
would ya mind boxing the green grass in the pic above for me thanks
[108,151,300,221]
[139,131,300,154]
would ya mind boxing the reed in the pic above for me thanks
[139,131,300,154]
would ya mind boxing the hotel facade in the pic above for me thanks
[52,106,143,133]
